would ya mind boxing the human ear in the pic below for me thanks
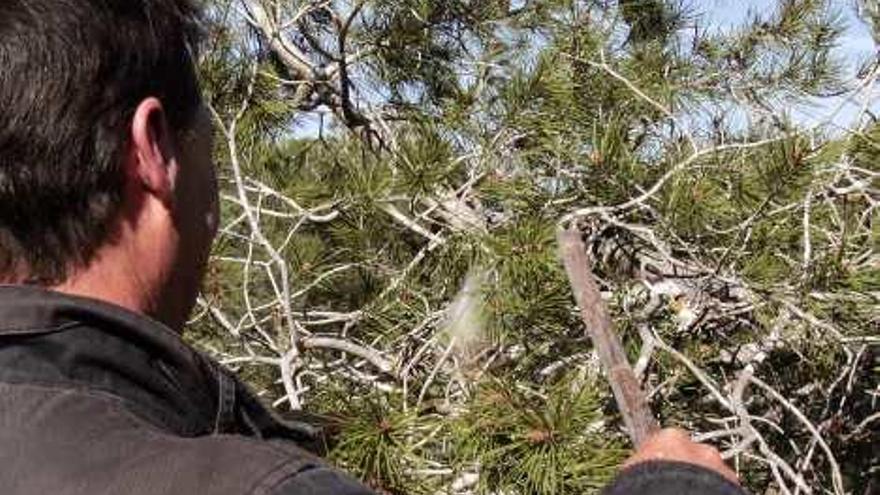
[129,97,177,206]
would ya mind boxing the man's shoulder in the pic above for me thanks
[123,418,374,495]
[0,381,372,494]
[146,434,373,495]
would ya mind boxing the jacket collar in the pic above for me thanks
[0,285,323,445]
[0,285,228,435]
[0,284,186,341]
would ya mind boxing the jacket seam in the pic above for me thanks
[0,381,321,481]
[0,375,203,432]
[213,432,322,466]
[247,458,318,495]
[0,369,318,456]
[0,381,171,434]
[0,320,81,336]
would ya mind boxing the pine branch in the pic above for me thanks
[302,336,397,377]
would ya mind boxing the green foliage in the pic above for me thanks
[483,217,577,351]
[456,374,626,494]
[192,1,879,493]
[620,0,686,46]
[329,396,439,494]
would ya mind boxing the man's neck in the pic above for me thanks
[51,246,161,327]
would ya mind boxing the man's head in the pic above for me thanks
[0,0,218,330]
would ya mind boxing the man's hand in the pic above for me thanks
[624,428,740,485]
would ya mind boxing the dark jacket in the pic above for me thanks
[603,461,747,495]
[0,285,372,494]
[0,285,747,495]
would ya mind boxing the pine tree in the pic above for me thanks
[190,1,879,493]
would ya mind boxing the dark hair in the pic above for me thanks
[0,0,202,284]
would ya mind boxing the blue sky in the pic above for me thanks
[293,1,879,137]
[702,0,878,130]
[704,0,874,55]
